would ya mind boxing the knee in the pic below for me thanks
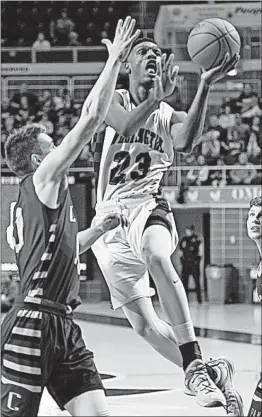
[142,244,167,269]
[133,320,156,339]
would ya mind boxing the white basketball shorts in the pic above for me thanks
[91,196,178,309]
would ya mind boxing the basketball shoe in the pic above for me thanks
[184,359,226,407]
[206,356,244,416]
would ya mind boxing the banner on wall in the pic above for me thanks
[162,185,262,207]
[155,2,261,47]
[1,62,104,76]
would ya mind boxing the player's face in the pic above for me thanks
[247,205,262,241]
[38,133,56,158]
[127,42,162,85]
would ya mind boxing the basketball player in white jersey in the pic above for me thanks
[246,196,262,416]
[92,37,242,413]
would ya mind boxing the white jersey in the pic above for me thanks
[96,89,175,202]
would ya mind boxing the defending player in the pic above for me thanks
[1,17,139,417]
[246,196,262,416]
[91,37,243,414]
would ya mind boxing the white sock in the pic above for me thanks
[173,321,196,346]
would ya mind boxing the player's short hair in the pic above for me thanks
[250,196,262,208]
[5,123,45,177]
[127,37,160,60]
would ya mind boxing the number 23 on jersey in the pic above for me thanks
[109,151,151,185]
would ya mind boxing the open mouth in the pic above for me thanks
[251,226,260,231]
[145,60,157,75]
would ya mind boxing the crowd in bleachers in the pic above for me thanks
[1,1,129,48]
[1,82,262,186]
[180,83,262,186]
[1,82,94,168]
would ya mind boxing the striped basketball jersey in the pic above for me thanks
[95,89,175,202]
[7,175,81,308]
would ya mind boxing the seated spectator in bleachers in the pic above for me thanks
[200,129,220,165]
[235,83,254,112]
[186,155,210,186]
[39,113,54,135]
[10,83,38,113]
[229,152,257,185]
[1,274,19,313]
[36,89,54,111]
[50,9,75,46]
[224,127,246,165]
[206,114,228,143]
[241,93,262,125]
[53,88,72,113]
[218,104,236,129]
[68,31,81,46]
[1,98,15,123]
[32,32,51,50]
[229,113,251,145]
[208,158,227,187]
[246,131,262,164]
[251,116,262,144]
[2,116,15,137]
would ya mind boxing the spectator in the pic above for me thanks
[206,114,228,145]
[229,152,257,185]
[241,93,262,125]
[39,113,54,135]
[36,89,53,112]
[229,113,250,147]
[53,88,72,113]
[1,274,19,312]
[10,83,38,112]
[208,158,226,187]
[68,31,81,46]
[2,116,15,136]
[246,131,261,164]
[51,9,75,45]
[1,98,15,123]
[200,130,220,165]
[235,83,254,113]
[100,30,109,40]
[84,36,93,46]
[224,128,246,165]
[218,105,236,129]
[186,155,210,186]
[32,32,51,50]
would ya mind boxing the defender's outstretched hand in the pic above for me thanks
[151,53,179,101]
[201,52,240,86]
[102,16,140,62]
[99,213,129,234]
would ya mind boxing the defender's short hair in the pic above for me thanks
[131,37,159,50]
[250,196,262,208]
[5,123,45,177]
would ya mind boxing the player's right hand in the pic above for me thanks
[102,16,140,63]
[150,53,179,101]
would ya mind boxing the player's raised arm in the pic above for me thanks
[34,17,140,183]
[171,53,240,154]
[105,53,179,136]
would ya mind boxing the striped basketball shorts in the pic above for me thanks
[1,302,104,416]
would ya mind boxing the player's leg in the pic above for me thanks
[1,310,45,416]
[65,390,110,416]
[48,320,109,417]
[122,296,183,367]
[141,224,226,407]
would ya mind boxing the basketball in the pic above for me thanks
[187,18,241,70]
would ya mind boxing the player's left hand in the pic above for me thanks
[100,213,128,233]
[201,52,240,86]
